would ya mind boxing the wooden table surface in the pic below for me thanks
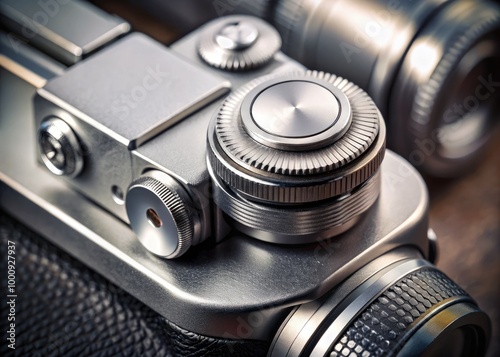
[427,131,500,356]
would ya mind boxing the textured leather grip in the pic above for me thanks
[0,210,269,356]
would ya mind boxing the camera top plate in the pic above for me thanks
[0,0,130,65]
[0,65,429,339]
[37,33,231,150]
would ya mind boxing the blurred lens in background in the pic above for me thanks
[109,0,500,177]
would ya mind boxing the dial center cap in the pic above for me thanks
[251,81,340,138]
[241,78,352,151]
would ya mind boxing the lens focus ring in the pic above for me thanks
[326,268,470,356]
[270,259,491,357]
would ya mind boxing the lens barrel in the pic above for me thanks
[270,0,500,177]
[270,254,491,357]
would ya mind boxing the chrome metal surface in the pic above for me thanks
[207,70,384,243]
[0,31,65,87]
[241,76,351,151]
[269,255,431,356]
[391,0,500,177]
[37,117,83,177]
[33,33,230,222]
[273,0,444,109]
[130,33,307,249]
[395,302,491,357]
[269,252,489,357]
[208,71,384,204]
[309,259,432,356]
[38,33,231,150]
[210,168,381,244]
[0,0,130,65]
[125,0,500,177]
[267,248,422,356]
[198,15,281,71]
[271,0,500,177]
[126,170,201,259]
[250,81,339,137]
[0,60,430,337]
[215,21,259,50]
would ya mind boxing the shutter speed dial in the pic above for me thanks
[207,71,386,244]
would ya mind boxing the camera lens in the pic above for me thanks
[269,0,500,177]
[392,1,500,176]
[270,256,491,357]
[207,71,385,244]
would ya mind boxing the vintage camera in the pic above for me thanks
[131,0,500,178]
[0,2,492,356]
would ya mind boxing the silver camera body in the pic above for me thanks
[0,5,490,356]
[32,15,394,258]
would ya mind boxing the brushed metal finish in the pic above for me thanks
[33,33,230,222]
[209,168,381,244]
[0,31,65,87]
[242,77,351,151]
[38,33,231,150]
[271,0,500,177]
[0,0,130,65]
[212,71,380,178]
[250,81,340,137]
[132,32,307,247]
[208,71,384,209]
[0,63,430,338]
[273,0,448,116]
[198,15,281,71]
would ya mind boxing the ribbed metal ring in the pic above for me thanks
[126,173,195,259]
[208,71,385,204]
[410,3,500,139]
[209,163,381,244]
[198,15,281,71]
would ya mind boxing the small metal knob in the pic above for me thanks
[215,21,259,50]
[198,15,281,71]
[37,117,83,177]
[125,171,199,259]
